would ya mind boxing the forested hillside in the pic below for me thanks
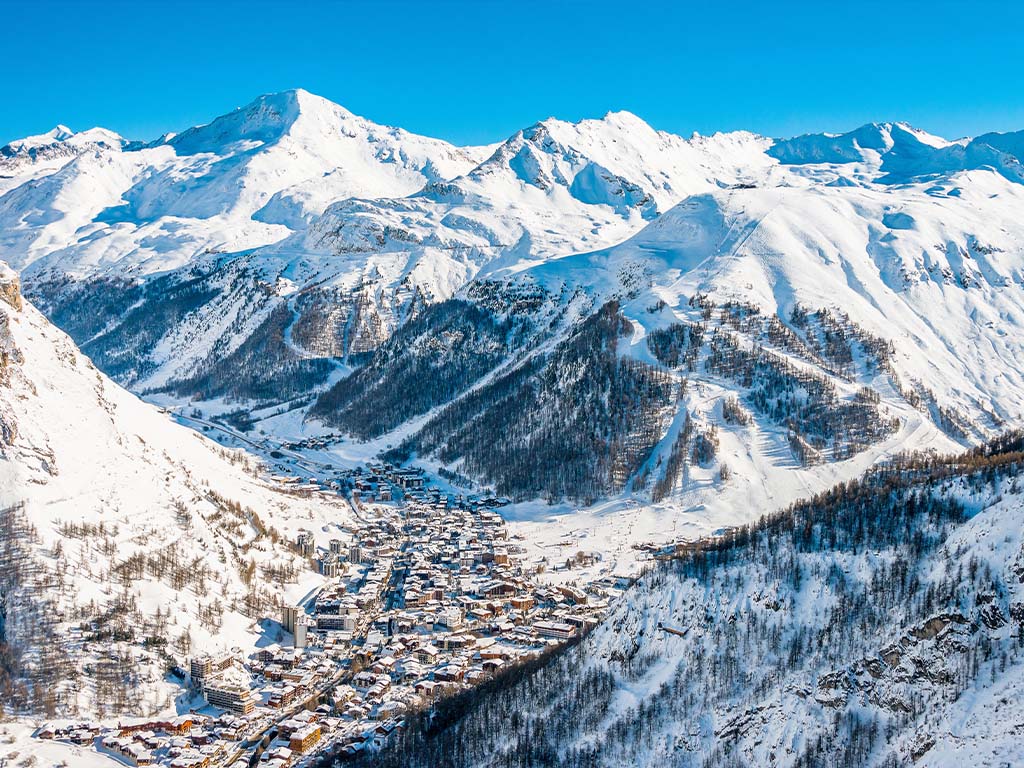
[0,269,343,717]
[348,435,1024,768]
[388,301,675,502]
[310,299,532,439]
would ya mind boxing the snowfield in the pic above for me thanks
[1,89,488,279]
[6,98,1022,578]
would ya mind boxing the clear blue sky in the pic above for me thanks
[3,0,1023,147]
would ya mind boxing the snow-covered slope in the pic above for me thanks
[0,124,125,195]
[300,122,1024,546]
[302,113,769,270]
[513,163,1024,429]
[19,105,772,392]
[9,101,1024,527]
[768,120,1024,184]
[264,116,769,353]
[0,265,346,717]
[1,89,487,278]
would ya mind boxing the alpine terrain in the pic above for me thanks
[3,89,1024,767]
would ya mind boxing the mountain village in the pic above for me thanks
[30,464,622,767]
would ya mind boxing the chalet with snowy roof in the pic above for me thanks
[478,579,516,598]
[415,643,440,664]
[434,664,465,683]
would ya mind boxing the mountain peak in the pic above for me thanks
[970,128,1024,161]
[50,124,74,140]
[768,120,956,168]
[261,87,354,119]
[2,124,75,153]
[168,88,357,155]
[599,109,651,128]
[0,124,123,162]
[521,110,656,138]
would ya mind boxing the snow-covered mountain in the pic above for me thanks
[0,264,345,716]
[301,112,769,271]
[14,101,772,394]
[6,90,1024,765]
[768,120,1024,184]
[368,438,1024,768]
[0,124,125,196]
[6,95,1024,523]
[1,88,487,279]
[305,120,1024,525]
[506,152,1024,431]
[249,114,769,360]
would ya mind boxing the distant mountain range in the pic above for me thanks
[4,90,1024,514]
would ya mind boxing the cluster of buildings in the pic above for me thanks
[36,715,249,767]
[268,491,618,759]
[36,466,622,767]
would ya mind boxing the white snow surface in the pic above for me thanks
[1,89,488,278]
[7,99,1024,577]
[507,168,1024,426]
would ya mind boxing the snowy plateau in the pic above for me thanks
[1,89,1024,767]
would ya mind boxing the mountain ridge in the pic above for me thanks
[5,92,1024,520]
[5,90,1024,766]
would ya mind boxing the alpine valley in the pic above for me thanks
[3,90,1024,768]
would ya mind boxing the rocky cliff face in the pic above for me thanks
[0,262,24,446]
[0,264,22,311]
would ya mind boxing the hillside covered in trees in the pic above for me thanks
[340,434,1024,768]
[0,275,343,717]
[391,301,674,503]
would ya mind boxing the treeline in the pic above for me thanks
[465,279,551,316]
[27,274,143,346]
[31,270,221,386]
[167,302,334,404]
[392,301,673,503]
[0,504,76,717]
[311,299,527,439]
[706,329,897,462]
